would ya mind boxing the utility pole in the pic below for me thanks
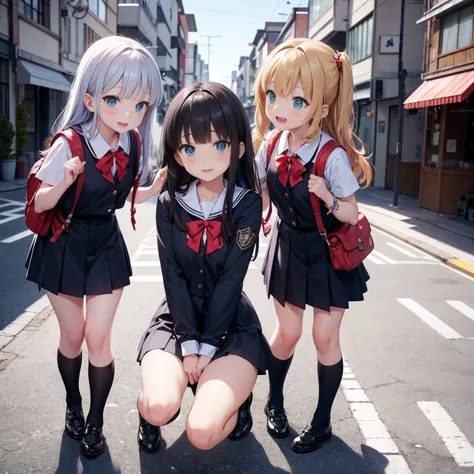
[199,35,221,75]
[393,0,406,207]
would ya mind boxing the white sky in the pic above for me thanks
[184,0,309,86]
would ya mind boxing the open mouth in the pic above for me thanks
[117,122,129,128]
[275,116,287,124]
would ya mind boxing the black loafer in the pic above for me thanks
[228,392,253,441]
[264,404,289,438]
[80,423,105,459]
[292,424,332,453]
[65,407,85,440]
[137,414,161,453]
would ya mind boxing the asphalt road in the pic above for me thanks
[0,195,473,474]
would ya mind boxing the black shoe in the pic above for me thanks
[228,392,253,441]
[292,424,332,453]
[137,414,161,453]
[80,423,105,459]
[64,407,85,440]
[264,403,289,438]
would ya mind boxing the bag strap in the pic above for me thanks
[130,129,141,230]
[310,140,341,236]
[261,129,283,234]
[50,128,85,242]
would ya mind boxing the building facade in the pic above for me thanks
[275,7,309,46]
[405,0,474,215]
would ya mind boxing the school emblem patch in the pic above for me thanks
[237,227,256,251]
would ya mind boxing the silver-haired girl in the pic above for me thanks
[25,36,164,459]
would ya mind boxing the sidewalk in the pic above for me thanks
[0,178,27,193]
[358,187,474,276]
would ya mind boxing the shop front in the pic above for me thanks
[404,70,474,215]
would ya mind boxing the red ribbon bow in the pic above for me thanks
[186,219,224,255]
[334,51,343,70]
[275,154,307,188]
[95,148,130,184]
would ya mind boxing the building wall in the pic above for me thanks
[19,18,60,64]
[349,0,374,27]
[0,3,10,42]
[294,12,308,39]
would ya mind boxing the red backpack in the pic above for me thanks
[25,128,142,243]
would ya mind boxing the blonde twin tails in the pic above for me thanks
[253,38,373,187]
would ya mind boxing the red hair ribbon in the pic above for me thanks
[334,51,343,70]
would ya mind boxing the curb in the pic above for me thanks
[0,183,27,193]
[368,221,474,278]
[0,295,51,352]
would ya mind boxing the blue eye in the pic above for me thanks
[136,102,145,113]
[104,96,117,108]
[267,91,276,104]
[215,141,228,153]
[183,145,195,156]
[293,98,305,110]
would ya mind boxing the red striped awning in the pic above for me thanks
[404,70,474,109]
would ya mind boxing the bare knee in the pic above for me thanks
[84,329,110,358]
[273,325,302,352]
[59,325,85,355]
[140,393,181,427]
[313,331,339,355]
[186,415,223,451]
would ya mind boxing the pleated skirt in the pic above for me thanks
[26,215,132,298]
[263,219,369,311]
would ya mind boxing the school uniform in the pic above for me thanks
[25,121,139,298]
[137,181,270,375]
[256,130,369,311]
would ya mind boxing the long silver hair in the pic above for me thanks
[53,36,163,183]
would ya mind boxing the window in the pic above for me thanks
[441,5,473,53]
[19,0,50,28]
[89,0,107,23]
[0,59,9,119]
[347,16,373,64]
[83,24,101,53]
[309,0,334,26]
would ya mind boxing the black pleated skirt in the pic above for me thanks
[25,214,132,298]
[263,219,369,311]
[137,293,271,375]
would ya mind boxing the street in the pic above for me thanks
[1,188,474,474]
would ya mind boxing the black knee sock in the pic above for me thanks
[87,360,115,427]
[311,358,343,429]
[57,349,82,410]
[267,354,293,409]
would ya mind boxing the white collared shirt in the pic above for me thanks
[255,130,360,198]
[36,121,131,186]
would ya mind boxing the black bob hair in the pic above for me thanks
[160,81,259,242]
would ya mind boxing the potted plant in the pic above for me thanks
[15,104,29,179]
[0,114,15,182]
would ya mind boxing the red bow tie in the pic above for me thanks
[186,219,224,255]
[275,154,307,188]
[95,148,130,184]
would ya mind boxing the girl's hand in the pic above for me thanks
[152,167,167,194]
[183,354,199,385]
[63,157,85,186]
[308,174,331,201]
[196,355,212,378]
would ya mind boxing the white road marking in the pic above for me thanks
[372,250,397,264]
[130,275,163,283]
[418,402,474,467]
[131,261,160,267]
[397,298,463,339]
[446,300,474,324]
[343,361,412,472]
[141,250,158,255]
[1,229,33,243]
[386,242,421,259]
[366,254,385,265]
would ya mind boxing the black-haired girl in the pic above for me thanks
[136,82,270,452]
